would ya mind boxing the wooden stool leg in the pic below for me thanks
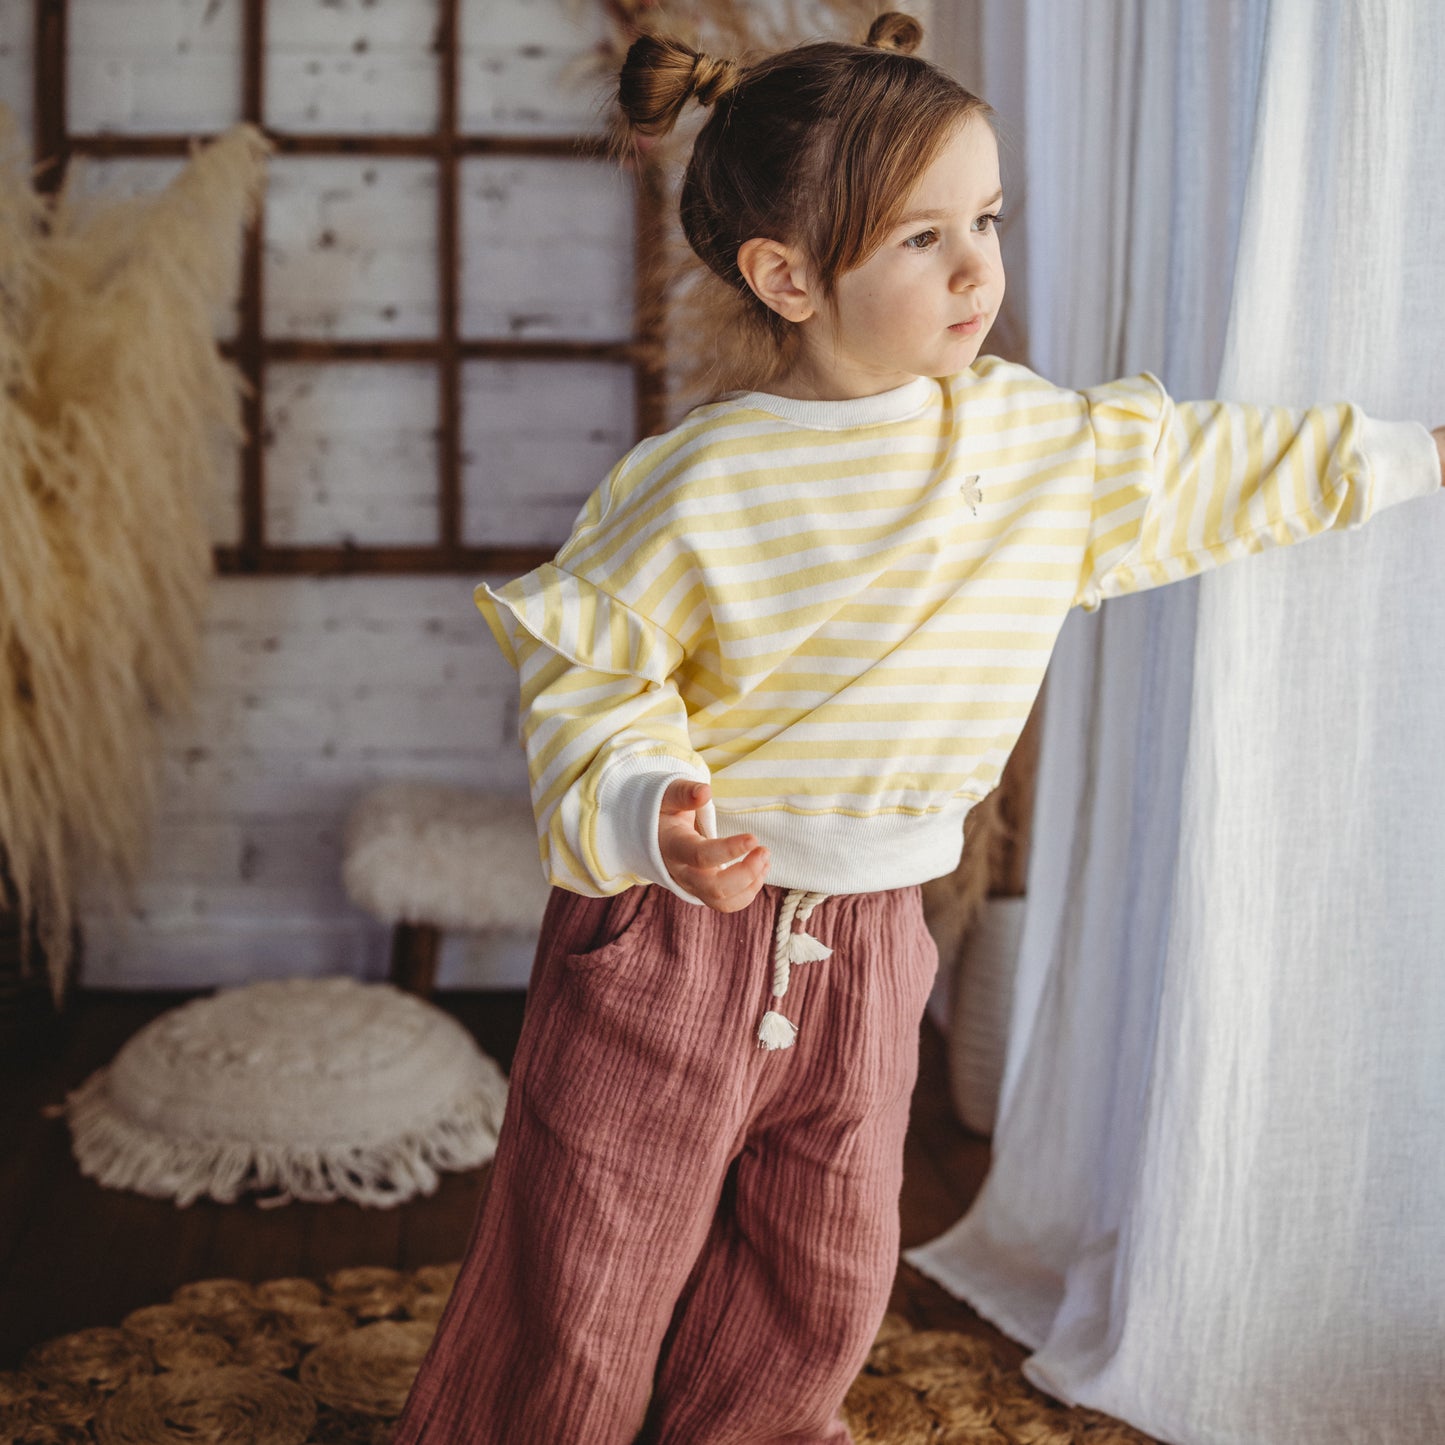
[389,922,441,997]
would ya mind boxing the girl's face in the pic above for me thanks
[793,115,1005,398]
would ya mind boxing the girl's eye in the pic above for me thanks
[975,211,1006,233]
[903,228,939,251]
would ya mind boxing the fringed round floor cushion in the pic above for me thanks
[54,977,509,1208]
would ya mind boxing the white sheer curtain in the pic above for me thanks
[909,3,1445,1442]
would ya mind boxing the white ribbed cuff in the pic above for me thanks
[1360,415,1442,515]
[593,755,714,905]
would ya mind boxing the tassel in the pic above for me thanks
[757,1009,798,1050]
[785,930,832,964]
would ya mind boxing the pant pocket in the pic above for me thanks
[519,887,736,1169]
[562,881,664,977]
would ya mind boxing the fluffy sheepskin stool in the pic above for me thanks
[342,784,551,997]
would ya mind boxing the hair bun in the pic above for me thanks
[617,36,741,141]
[689,53,740,106]
[864,11,924,54]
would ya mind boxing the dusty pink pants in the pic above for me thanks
[391,877,939,1444]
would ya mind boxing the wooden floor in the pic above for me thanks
[0,988,1025,1374]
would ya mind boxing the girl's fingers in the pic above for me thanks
[656,789,771,910]
[717,861,770,910]
[698,845,770,910]
[665,837,765,887]
[683,832,758,870]
[662,840,769,906]
[660,778,710,815]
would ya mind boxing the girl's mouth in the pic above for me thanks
[949,315,985,334]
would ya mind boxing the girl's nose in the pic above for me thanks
[951,259,990,290]
[950,246,994,290]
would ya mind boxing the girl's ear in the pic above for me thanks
[736,238,817,323]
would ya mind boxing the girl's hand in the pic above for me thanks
[658,780,770,912]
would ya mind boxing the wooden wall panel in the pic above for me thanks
[0,3,34,145]
[266,0,441,133]
[23,0,639,986]
[73,574,534,988]
[65,0,244,133]
[459,155,634,340]
[264,156,441,339]
[457,0,611,136]
[264,363,442,546]
[38,0,652,576]
[459,358,636,547]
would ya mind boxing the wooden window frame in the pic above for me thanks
[33,0,664,576]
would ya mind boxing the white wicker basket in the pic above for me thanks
[947,894,1027,1137]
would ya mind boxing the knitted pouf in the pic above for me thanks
[53,977,509,1208]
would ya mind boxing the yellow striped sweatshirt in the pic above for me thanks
[476,355,1441,903]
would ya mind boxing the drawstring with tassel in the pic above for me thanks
[757,888,832,1050]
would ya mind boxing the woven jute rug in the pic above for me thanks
[0,1263,1156,1444]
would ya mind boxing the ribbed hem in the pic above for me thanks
[717,375,938,430]
[1359,415,1442,515]
[712,800,976,894]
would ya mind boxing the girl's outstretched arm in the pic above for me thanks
[1072,372,1443,613]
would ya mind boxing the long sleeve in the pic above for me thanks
[1074,371,1442,612]
[476,563,712,902]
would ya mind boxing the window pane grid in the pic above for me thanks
[33,0,660,575]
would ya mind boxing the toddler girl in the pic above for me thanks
[392,12,1444,1443]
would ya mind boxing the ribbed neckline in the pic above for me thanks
[717,374,938,430]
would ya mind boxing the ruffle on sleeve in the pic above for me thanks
[474,563,683,687]
[1080,370,1169,449]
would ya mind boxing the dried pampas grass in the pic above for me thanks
[0,109,271,1007]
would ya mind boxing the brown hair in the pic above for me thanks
[613,11,995,362]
